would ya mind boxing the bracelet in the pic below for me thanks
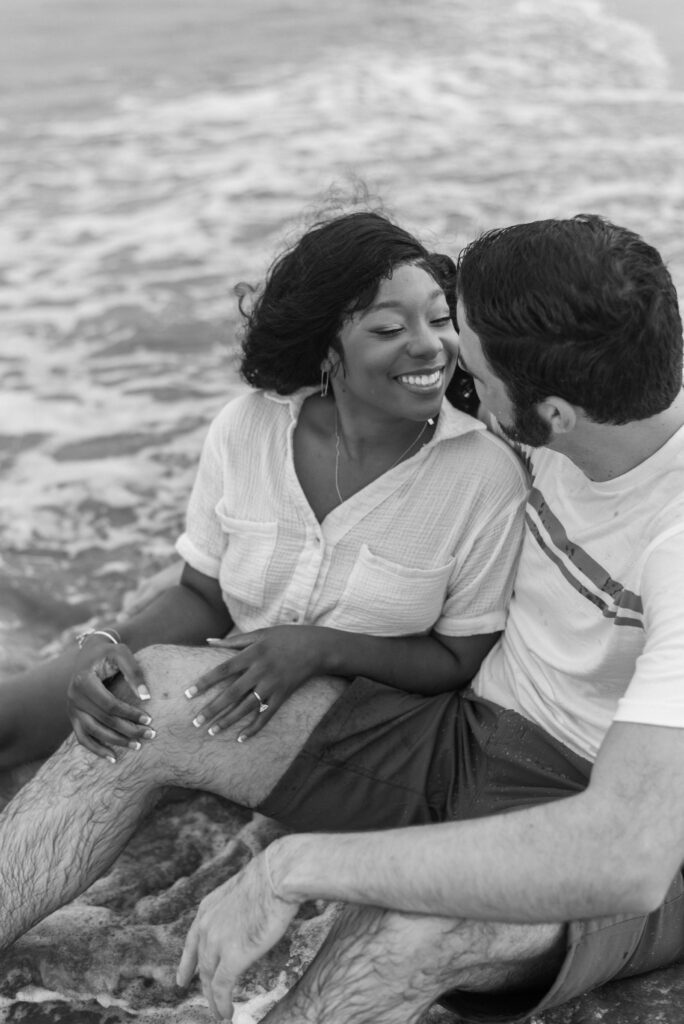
[76,628,121,649]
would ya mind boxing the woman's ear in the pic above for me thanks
[537,397,578,436]
[325,349,344,378]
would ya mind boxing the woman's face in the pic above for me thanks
[331,264,457,423]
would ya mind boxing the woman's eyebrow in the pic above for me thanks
[366,289,446,313]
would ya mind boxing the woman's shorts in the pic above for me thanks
[257,677,684,1021]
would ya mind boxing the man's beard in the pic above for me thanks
[498,402,552,447]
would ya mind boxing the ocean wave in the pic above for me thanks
[1,0,682,665]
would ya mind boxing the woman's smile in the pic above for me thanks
[332,264,457,421]
[394,366,446,392]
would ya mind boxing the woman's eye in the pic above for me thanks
[373,326,403,336]
[431,315,452,326]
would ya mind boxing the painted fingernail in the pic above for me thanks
[106,755,117,764]
[139,714,152,726]
[129,740,142,751]
[143,728,156,740]
[205,637,222,645]
[138,685,151,701]
[192,715,205,728]
[184,685,198,699]
[237,733,247,743]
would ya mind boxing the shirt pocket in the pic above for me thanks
[327,544,455,636]
[215,503,278,608]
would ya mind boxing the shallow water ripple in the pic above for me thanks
[1,0,683,667]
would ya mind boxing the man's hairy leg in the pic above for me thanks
[0,644,346,950]
[266,903,565,1024]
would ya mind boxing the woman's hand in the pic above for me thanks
[185,626,329,740]
[67,639,155,762]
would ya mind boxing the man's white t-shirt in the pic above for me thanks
[473,425,684,761]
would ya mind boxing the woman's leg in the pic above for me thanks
[0,649,76,768]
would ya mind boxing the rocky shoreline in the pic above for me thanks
[0,770,682,1024]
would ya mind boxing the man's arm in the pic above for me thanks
[178,717,684,1016]
[270,718,684,920]
[271,537,684,920]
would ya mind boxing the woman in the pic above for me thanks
[0,212,527,766]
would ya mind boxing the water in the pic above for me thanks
[1,0,684,670]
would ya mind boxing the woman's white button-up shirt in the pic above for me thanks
[176,388,528,638]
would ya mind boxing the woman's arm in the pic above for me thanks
[121,559,185,616]
[116,564,232,652]
[184,625,498,740]
[303,626,498,693]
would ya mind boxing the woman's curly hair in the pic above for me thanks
[239,211,477,414]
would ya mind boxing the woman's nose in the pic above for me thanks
[407,322,446,358]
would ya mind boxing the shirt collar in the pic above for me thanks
[430,399,486,444]
[265,387,317,412]
[264,387,485,442]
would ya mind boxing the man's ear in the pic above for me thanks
[537,397,577,436]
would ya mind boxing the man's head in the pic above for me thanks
[455,214,683,446]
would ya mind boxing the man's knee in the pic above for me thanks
[121,644,346,806]
[113,644,231,736]
[108,645,221,785]
[130,643,226,702]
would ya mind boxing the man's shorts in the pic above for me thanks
[257,677,684,1022]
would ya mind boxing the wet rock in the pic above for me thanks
[0,793,314,1022]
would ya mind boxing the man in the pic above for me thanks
[2,214,684,1024]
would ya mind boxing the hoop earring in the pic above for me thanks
[320,366,330,397]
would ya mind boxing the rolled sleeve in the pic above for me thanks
[435,484,526,637]
[174,411,228,576]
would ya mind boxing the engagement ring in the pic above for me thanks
[252,689,269,713]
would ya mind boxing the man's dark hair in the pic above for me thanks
[240,212,472,406]
[456,214,683,423]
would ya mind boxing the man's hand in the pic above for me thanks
[176,849,300,1021]
[67,639,154,762]
[185,626,328,740]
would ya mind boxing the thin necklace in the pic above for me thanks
[334,410,431,505]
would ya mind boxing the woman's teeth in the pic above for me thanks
[397,369,442,387]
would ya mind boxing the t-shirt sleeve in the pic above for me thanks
[434,455,527,636]
[175,411,227,578]
[613,528,684,728]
